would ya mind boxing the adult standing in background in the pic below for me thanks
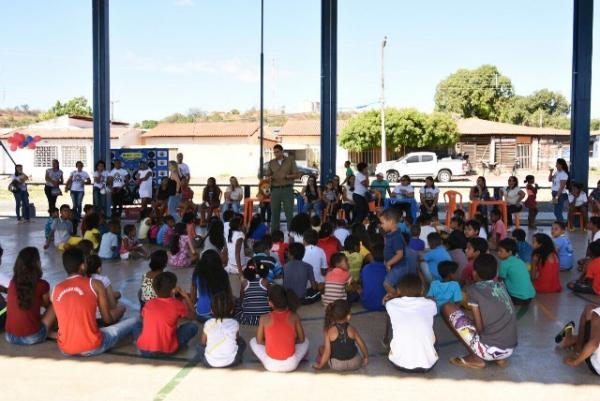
[93,160,109,215]
[109,159,129,218]
[9,164,30,223]
[177,153,190,182]
[168,161,183,221]
[136,161,153,210]
[65,161,91,221]
[266,144,299,232]
[353,162,369,224]
[549,158,570,222]
[44,159,63,211]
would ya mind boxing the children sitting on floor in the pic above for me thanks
[139,250,168,305]
[360,243,387,312]
[250,285,309,372]
[44,204,81,251]
[531,233,562,293]
[333,220,351,248]
[251,240,282,283]
[4,247,56,345]
[322,253,352,306]
[443,254,517,369]
[497,238,536,305]
[235,259,270,325]
[283,242,320,305]
[342,235,364,283]
[44,207,59,242]
[52,248,139,356]
[385,273,438,373]
[556,303,600,376]
[464,219,482,240]
[156,215,176,247]
[421,232,451,282]
[121,224,149,260]
[168,222,197,268]
[86,255,122,311]
[552,221,574,271]
[489,209,507,250]
[313,299,369,371]
[512,228,532,264]
[408,225,425,252]
[271,230,289,267]
[134,271,198,357]
[417,215,436,247]
[426,260,462,311]
[98,221,120,260]
[446,231,468,279]
[568,240,600,296]
[82,213,101,250]
[380,208,411,295]
[303,229,328,288]
[199,292,246,368]
[461,237,489,286]
[318,223,341,264]
[137,208,153,243]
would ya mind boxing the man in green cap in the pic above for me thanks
[266,144,300,232]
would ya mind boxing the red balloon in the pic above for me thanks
[33,135,41,142]
[28,142,36,149]
[10,144,17,152]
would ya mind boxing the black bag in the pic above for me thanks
[8,180,20,194]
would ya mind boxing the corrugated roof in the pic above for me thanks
[456,118,571,136]
[0,127,136,140]
[141,122,261,138]
[279,119,349,137]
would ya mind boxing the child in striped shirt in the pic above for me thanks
[235,259,271,325]
[322,253,351,306]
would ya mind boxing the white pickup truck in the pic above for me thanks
[374,151,469,182]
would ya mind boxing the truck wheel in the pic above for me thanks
[437,169,452,183]
[386,170,399,183]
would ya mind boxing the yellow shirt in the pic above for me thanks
[84,228,101,249]
[343,251,364,282]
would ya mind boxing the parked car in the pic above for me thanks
[374,151,469,183]
[261,163,318,185]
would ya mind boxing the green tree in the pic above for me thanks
[339,108,459,151]
[134,120,158,129]
[591,119,600,131]
[40,96,92,120]
[434,65,513,120]
[499,89,570,128]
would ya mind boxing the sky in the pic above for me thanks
[0,0,598,123]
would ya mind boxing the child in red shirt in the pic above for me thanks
[317,222,341,267]
[531,233,561,293]
[134,271,198,357]
[271,230,289,266]
[568,240,600,295]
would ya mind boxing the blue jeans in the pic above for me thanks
[93,187,108,216]
[5,325,47,345]
[70,191,84,219]
[552,191,568,222]
[168,194,181,222]
[221,201,241,215]
[303,200,323,216]
[13,190,30,220]
[134,321,198,357]
[77,316,140,357]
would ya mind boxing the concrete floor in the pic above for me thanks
[0,218,598,401]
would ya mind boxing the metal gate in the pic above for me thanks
[516,143,531,169]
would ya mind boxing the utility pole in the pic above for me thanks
[380,36,387,163]
[258,0,265,178]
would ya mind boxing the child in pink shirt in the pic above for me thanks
[489,209,507,250]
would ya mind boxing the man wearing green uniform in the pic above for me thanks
[266,144,300,233]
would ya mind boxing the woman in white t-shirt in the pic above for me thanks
[9,164,30,223]
[352,162,369,225]
[225,216,246,274]
[223,176,243,215]
[65,161,91,220]
[501,176,525,227]
[44,159,63,211]
[392,175,415,218]
[559,304,600,376]
[419,176,440,219]
[135,161,154,209]
[93,160,110,214]
[568,182,589,230]
[341,175,355,224]
[549,158,570,222]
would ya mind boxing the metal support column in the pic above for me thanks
[570,0,594,188]
[320,0,337,185]
[92,0,111,215]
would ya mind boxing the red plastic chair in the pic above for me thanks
[443,190,463,226]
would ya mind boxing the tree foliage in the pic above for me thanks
[40,96,92,120]
[498,89,570,127]
[134,120,158,129]
[434,65,513,120]
[339,108,459,152]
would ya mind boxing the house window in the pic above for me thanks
[33,146,58,168]
[62,146,87,168]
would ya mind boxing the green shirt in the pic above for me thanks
[343,251,364,282]
[499,256,536,300]
[345,167,354,177]
[370,179,390,199]
[267,157,299,187]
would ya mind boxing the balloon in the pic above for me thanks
[10,145,17,152]
[26,135,33,142]
[28,142,37,149]
[33,135,41,142]
[18,142,26,149]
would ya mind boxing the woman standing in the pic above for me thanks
[65,161,91,221]
[9,164,30,223]
[44,159,63,211]
[135,161,153,210]
[302,175,323,217]
[223,176,243,214]
[419,176,439,220]
[352,162,369,225]
[93,160,109,215]
[501,176,525,227]
[341,175,356,224]
[167,161,182,222]
[549,158,570,222]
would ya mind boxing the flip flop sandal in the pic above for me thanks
[449,357,485,370]
[554,321,575,344]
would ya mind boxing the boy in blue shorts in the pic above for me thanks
[380,208,412,295]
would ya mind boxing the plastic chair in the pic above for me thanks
[443,190,463,226]
[568,212,585,231]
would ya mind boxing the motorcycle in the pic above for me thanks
[481,160,500,176]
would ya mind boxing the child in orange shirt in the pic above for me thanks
[568,240,600,295]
